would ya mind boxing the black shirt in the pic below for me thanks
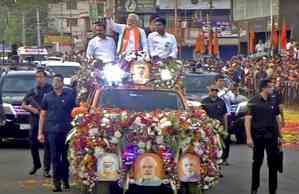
[247,94,279,139]
[201,96,227,123]
[23,83,53,126]
[41,88,76,134]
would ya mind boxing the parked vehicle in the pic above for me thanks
[46,61,80,86]
[183,70,248,143]
[17,46,48,66]
[0,69,51,141]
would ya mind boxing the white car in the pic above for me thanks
[46,61,80,86]
[47,56,63,62]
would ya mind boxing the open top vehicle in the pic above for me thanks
[68,53,226,194]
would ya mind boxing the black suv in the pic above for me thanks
[182,71,248,143]
[183,71,233,101]
[0,69,51,141]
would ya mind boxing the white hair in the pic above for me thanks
[128,13,139,23]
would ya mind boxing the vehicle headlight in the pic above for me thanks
[2,103,16,115]
[102,64,126,85]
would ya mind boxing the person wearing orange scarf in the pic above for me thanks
[106,12,148,57]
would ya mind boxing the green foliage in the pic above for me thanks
[0,0,55,45]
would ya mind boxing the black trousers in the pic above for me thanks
[47,133,69,183]
[222,136,230,161]
[29,124,50,171]
[222,114,234,161]
[251,137,279,194]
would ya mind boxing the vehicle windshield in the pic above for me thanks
[183,74,215,93]
[22,55,47,62]
[183,74,232,93]
[2,75,51,93]
[98,89,184,112]
[48,66,80,78]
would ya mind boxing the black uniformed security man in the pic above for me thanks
[245,79,282,194]
[202,84,228,164]
[22,69,52,177]
[202,85,229,164]
[202,84,228,123]
[38,74,76,192]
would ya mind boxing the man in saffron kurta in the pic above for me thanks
[106,13,148,57]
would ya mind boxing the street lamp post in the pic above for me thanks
[2,40,5,66]
[1,0,17,65]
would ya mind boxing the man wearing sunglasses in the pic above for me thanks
[201,84,228,144]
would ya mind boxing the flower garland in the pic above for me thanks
[71,59,103,101]
[68,108,226,191]
[72,54,185,98]
[150,59,184,89]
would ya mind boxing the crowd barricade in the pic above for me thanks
[243,79,299,107]
[281,81,299,106]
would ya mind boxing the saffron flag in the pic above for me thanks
[248,32,255,54]
[194,32,206,55]
[281,21,288,50]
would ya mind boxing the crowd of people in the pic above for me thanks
[225,55,299,106]
[191,53,299,107]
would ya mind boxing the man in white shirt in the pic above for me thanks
[148,17,178,59]
[106,12,148,56]
[255,40,265,54]
[86,21,116,63]
[286,39,295,50]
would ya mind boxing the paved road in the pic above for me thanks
[0,144,298,194]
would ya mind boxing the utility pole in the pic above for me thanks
[69,0,73,38]
[22,12,26,46]
[36,7,41,47]
[208,0,213,27]
[2,7,9,66]
[174,0,179,57]
[2,40,4,65]
[208,0,213,56]
[174,0,178,37]
[60,1,64,37]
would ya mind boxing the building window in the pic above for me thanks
[66,0,77,10]
[67,18,78,27]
